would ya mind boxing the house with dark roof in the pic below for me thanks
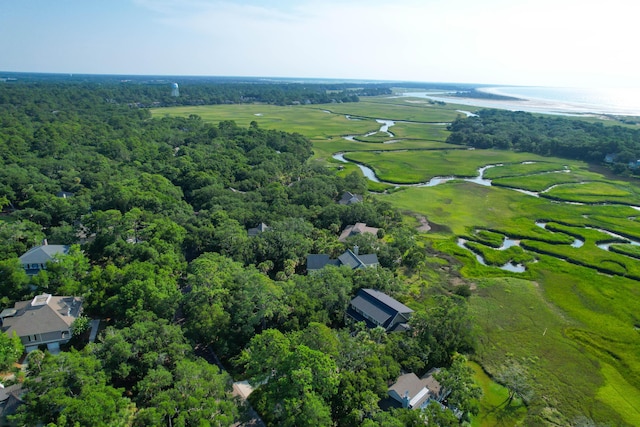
[1,293,83,353]
[338,222,379,242]
[346,288,413,332]
[306,247,379,273]
[0,383,24,422]
[247,222,269,237]
[387,369,445,410]
[18,242,69,276]
[338,191,363,205]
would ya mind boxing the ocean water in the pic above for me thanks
[404,86,640,117]
[479,86,640,116]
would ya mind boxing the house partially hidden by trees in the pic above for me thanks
[346,288,413,332]
[247,222,269,237]
[0,294,83,353]
[338,222,379,242]
[0,383,24,422]
[306,247,379,273]
[18,241,69,276]
[338,191,363,205]
[55,191,74,199]
[387,369,445,410]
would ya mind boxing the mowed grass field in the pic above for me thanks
[152,97,640,425]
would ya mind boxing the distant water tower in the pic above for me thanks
[171,82,180,97]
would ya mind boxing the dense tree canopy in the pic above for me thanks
[0,79,482,426]
[447,109,640,174]
[0,331,23,371]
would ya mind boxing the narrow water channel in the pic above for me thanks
[334,115,640,271]
[534,221,640,251]
[456,238,526,272]
[333,153,501,188]
[333,153,380,182]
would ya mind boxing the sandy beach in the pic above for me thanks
[402,86,640,117]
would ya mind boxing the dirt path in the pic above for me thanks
[416,215,431,232]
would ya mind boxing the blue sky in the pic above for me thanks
[2,0,638,88]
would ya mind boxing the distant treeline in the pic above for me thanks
[451,89,521,101]
[0,72,488,107]
[447,109,640,175]
[0,73,399,106]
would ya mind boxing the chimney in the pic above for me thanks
[353,245,359,255]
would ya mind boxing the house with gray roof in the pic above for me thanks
[338,191,363,205]
[18,242,69,276]
[346,288,412,332]
[306,254,341,271]
[1,293,83,353]
[247,222,269,237]
[306,247,378,273]
[388,369,445,410]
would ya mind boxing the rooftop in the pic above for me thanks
[388,370,444,410]
[347,288,413,331]
[338,222,379,242]
[338,191,363,205]
[18,244,69,265]
[1,294,83,338]
[307,248,378,272]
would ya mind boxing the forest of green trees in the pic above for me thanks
[0,74,398,108]
[0,79,480,426]
[446,109,640,175]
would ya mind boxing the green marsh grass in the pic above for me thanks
[609,244,640,258]
[151,104,376,140]
[464,241,535,267]
[311,138,456,164]
[345,149,556,184]
[489,163,609,192]
[154,97,640,424]
[482,161,570,179]
[385,121,451,141]
[544,181,640,205]
[469,361,527,427]
[471,230,506,248]
[380,181,578,234]
[152,102,456,166]
[493,172,584,192]
[521,237,635,277]
[597,363,640,426]
[305,99,464,122]
[470,276,629,425]
[381,179,640,423]
[538,265,640,424]
[588,214,640,241]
